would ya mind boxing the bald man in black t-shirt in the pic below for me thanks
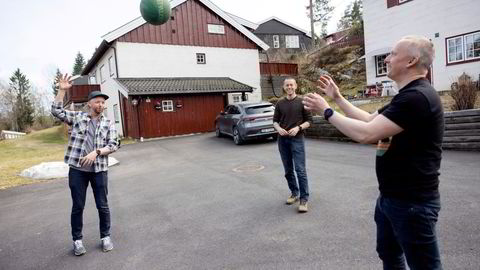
[303,36,444,269]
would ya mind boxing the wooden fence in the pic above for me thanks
[0,130,26,140]
[306,109,480,151]
[64,84,101,105]
[260,63,298,76]
[443,109,480,151]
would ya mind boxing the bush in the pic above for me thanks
[450,73,478,110]
[31,115,56,131]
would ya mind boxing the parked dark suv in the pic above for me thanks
[214,102,277,145]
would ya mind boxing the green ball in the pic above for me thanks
[140,0,171,25]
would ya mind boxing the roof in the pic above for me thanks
[257,17,311,38]
[324,29,349,39]
[225,12,258,30]
[100,0,268,50]
[116,77,254,95]
[82,0,269,75]
[82,40,111,76]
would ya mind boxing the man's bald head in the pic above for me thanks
[399,35,435,70]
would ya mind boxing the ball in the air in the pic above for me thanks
[140,0,171,25]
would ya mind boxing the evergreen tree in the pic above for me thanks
[307,0,334,37]
[72,52,86,76]
[337,0,363,36]
[9,69,34,131]
[52,68,62,96]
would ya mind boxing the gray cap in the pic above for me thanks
[88,91,109,101]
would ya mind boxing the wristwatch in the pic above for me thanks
[298,125,303,131]
[96,149,101,156]
[324,108,334,122]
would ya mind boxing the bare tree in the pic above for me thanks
[307,0,334,38]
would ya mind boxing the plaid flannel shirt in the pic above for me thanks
[51,101,119,172]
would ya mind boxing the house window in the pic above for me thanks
[398,0,409,3]
[232,94,241,103]
[273,35,280,48]
[447,31,480,64]
[108,56,115,76]
[162,100,174,112]
[375,54,389,77]
[100,65,106,83]
[465,32,480,60]
[113,104,120,123]
[285,35,300,48]
[196,53,206,64]
[447,37,464,63]
[89,72,97,84]
[207,24,225,34]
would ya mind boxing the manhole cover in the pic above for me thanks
[232,164,265,173]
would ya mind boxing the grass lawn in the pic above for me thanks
[0,126,68,190]
[0,125,137,190]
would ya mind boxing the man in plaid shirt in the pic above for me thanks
[51,74,118,256]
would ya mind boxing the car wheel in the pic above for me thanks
[215,123,222,137]
[233,127,244,145]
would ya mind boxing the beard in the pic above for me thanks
[93,106,104,115]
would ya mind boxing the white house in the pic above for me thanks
[363,0,480,92]
[81,0,268,138]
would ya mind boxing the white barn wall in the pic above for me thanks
[116,42,262,103]
[364,0,480,91]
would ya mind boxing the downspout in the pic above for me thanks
[111,44,119,78]
[266,52,280,98]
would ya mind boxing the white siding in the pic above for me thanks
[116,42,262,103]
[364,0,480,91]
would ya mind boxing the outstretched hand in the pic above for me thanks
[316,75,341,100]
[303,93,330,114]
[58,73,72,90]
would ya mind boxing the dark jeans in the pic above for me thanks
[375,195,442,270]
[69,167,111,241]
[278,135,309,201]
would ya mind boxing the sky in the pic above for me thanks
[0,0,354,97]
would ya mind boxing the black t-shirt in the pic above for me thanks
[376,78,444,201]
[273,96,312,137]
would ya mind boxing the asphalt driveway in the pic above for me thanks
[0,134,479,270]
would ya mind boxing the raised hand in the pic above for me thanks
[303,93,330,114]
[316,75,341,100]
[58,73,72,90]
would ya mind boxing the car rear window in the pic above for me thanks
[245,105,274,115]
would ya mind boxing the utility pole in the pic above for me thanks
[309,0,315,48]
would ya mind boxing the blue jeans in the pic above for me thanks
[375,195,442,270]
[69,167,111,241]
[278,136,309,201]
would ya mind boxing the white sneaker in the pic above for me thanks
[73,240,86,256]
[101,236,113,252]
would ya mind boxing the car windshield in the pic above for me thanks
[245,105,274,115]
